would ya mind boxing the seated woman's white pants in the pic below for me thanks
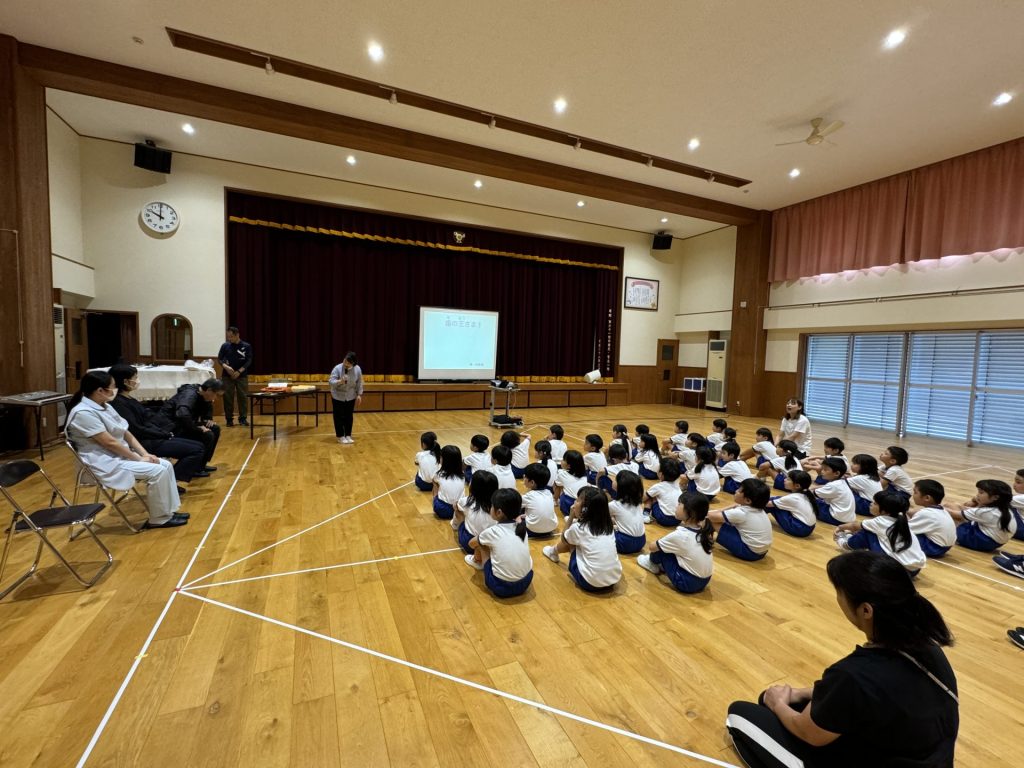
[121,458,180,523]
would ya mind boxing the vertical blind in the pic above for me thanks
[803,330,1024,449]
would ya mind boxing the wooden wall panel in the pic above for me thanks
[569,389,607,407]
[763,371,799,420]
[358,392,383,412]
[528,390,569,408]
[384,392,436,411]
[435,391,485,410]
[728,210,772,417]
[616,365,660,404]
[606,388,629,406]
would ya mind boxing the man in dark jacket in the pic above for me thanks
[109,365,209,486]
[218,326,253,427]
[162,378,224,469]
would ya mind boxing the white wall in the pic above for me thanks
[764,247,1024,372]
[46,109,95,299]
[76,138,675,360]
[669,227,736,367]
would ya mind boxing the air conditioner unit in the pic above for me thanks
[53,304,68,427]
[706,339,728,409]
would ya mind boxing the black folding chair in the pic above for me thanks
[0,460,113,600]
[65,440,146,534]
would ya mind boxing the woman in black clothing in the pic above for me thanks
[108,364,207,486]
[727,550,958,768]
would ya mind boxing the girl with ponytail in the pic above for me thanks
[757,439,807,491]
[728,550,958,768]
[636,492,715,594]
[413,431,442,491]
[949,479,1017,551]
[835,492,927,575]
[466,488,533,598]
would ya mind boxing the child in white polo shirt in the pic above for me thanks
[466,488,534,598]
[908,479,956,558]
[543,486,622,592]
[710,478,773,561]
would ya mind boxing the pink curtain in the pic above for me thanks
[769,137,1024,282]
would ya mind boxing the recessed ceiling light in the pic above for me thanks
[181,123,195,135]
[660,217,669,223]
[789,168,801,178]
[554,97,568,114]
[576,200,585,207]
[993,91,1013,106]
[367,42,384,62]
[883,28,906,49]
[688,138,700,151]
[346,155,357,166]
[473,179,483,189]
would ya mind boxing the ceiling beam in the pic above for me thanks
[16,41,760,226]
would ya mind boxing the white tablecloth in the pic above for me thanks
[89,365,217,400]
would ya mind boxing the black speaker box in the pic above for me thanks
[652,232,673,250]
[134,143,172,174]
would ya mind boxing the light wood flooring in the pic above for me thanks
[0,405,1021,767]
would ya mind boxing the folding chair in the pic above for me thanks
[65,440,146,534]
[0,460,113,600]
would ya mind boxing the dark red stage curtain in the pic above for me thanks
[770,136,1024,282]
[225,191,622,377]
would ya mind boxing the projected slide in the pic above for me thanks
[418,307,499,380]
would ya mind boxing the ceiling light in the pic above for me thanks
[883,29,906,49]
[993,91,1013,106]
[789,168,801,178]
[346,155,357,165]
[553,97,567,114]
[660,217,669,224]
[181,123,195,135]
[368,42,384,62]
[688,138,700,151]
[473,179,483,189]
[576,200,585,207]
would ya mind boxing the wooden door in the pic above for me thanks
[65,307,89,392]
[656,338,679,403]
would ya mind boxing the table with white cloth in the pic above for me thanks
[88,365,217,400]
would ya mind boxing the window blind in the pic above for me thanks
[803,335,849,424]
[972,331,1024,449]
[848,334,903,430]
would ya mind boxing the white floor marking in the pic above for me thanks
[182,479,414,588]
[76,439,261,768]
[185,547,462,590]
[923,465,993,478]
[178,590,740,768]
[928,557,1024,592]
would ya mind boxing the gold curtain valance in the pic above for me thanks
[228,216,619,271]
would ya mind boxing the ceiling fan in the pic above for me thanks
[776,117,845,146]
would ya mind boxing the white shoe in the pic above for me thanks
[642,513,652,525]
[337,437,345,444]
[450,518,460,531]
[542,545,560,563]
[636,554,662,574]
[464,554,484,570]
[834,531,851,551]
[344,436,355,444]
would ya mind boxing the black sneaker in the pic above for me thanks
[1008,628,1024,651]
[239,419,248,426]
[177,486,188,496]
[225,420,235,427]
[204,465,218,472]
[993,553,1024,580]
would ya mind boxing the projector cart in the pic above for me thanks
[488,385,521,428]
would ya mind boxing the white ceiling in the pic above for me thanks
[6,0,1024,234]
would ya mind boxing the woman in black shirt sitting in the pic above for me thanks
[727,550,958,768]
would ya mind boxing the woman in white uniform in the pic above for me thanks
[66,371,186,529]
[780,398,813,456]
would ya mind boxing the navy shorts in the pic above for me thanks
[614,529,646,554]
[650,501,680,527]
[716,523,767,561]
[414,475,433,492]
[815,499,847,526]
[650,549,711,593]
[483,560,532,598]
[639,466,658,480]
[768,507,814,538]
[917,534,951,558]
[511,465,526,479]
[568,551,615,593]
[558,493,575,517]
[956,522,1001,552]
[457,522,474,555]
[433,497,455,520]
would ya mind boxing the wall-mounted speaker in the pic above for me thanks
[651,232,673,250]
[134,142,172,174]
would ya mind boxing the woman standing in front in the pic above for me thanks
[780,398,813,456]
[329,351,363,444]
[66,371,187,529]
[726,550,958,767]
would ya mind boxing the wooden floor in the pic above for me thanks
[0,405,1021,767]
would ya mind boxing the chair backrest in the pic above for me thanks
[0,460,41,489]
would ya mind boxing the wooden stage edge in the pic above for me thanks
[253,381,630,412]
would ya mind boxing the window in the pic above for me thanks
[802,330,1024,449]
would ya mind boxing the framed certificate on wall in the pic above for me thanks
[624,276,659,311]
